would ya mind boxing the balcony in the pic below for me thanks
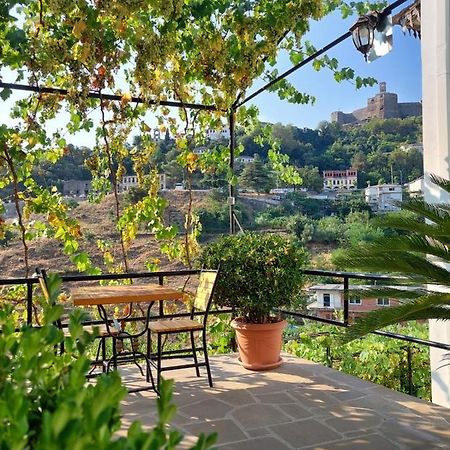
[118,354,450,449]
[2,269,449,448]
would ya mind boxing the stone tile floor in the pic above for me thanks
[118,354,450,449]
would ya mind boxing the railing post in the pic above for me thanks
[326,346,332,368]
[158,275,164,316]
[228,110,236,235]
[27,281,33,326]
[406,345,413,396]
[343,276,349,326]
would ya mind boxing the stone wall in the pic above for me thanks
[331,83,422,124]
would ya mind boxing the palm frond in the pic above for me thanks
[430,174,450,194]
[335,250,450,287]
[400,198,450,225]
[349,235,450,262]
[345,286,427,301]
[340,293,450,343]
[372,216,450,243]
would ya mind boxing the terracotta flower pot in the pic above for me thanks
[231,319,287,371]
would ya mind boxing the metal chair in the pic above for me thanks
[148,269,220,390]
[35,268,109,371]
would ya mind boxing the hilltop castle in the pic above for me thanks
[331,82,422,125]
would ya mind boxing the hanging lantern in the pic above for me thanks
[349,13,380,61]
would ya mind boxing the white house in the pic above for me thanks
[237,155,254,165]
[193,147,207,155]
[307,284,403,321]
[400,143,423,154]
[404,176,424,198]
[121,174,167,192]
[323,169,357,190]
[365,183,402,213]
[206,128,230,141]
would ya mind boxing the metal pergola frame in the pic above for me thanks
[0,0,409,235]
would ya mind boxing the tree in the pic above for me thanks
[239,155,275,194]
[333,176,450,342]
[297,166,323,192]
[0,0,393,275]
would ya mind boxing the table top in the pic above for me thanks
[71,283,184,306]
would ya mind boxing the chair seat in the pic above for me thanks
[149,318,203,333]
[62,324,113,337]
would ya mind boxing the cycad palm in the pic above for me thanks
[334,176,450,342]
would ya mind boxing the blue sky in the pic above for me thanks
[252,11,422,128]
[1,7,422,147]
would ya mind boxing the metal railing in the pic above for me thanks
[279,269,450,397]
[0,269,231,328]
[1,268,448,396]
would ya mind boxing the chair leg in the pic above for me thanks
[146,329,151,362]
[101,338,106,373]
[112,337,117,371]
[202,332,213,388]
[145,354,158,395]
[157,333,162,391]
[190,331,200,377]
[146,330,151,383]
[88,338,103,375]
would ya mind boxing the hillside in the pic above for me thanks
[0,191,213,278]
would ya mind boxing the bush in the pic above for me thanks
[284,321,431,400]
[197,232,309,323]
[288,214,315,242]
[313,216,343,244]
[197,207,229,233]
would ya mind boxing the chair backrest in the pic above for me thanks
[36,268,51,303]
[35,268,63,329]
[191,269,219,324]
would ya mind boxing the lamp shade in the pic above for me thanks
[350,13,380,61]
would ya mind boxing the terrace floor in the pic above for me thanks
[118,354,450,449]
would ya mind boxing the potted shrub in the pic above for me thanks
[198,232,308,370]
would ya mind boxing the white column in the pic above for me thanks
[421,0,450,408]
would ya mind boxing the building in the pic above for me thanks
[365,184,402,213]
[158,173,167,191]
[404,176,424,198]
[307,284,401,321]
[121,175,138,192]
[121,174,167,192]
[206,128,230,141]
[62,180,92,197]
[331,82,422,125]
[237,155,254,165]
[400,143,423,154]
[193,147,207,155]
[323,169,357,190]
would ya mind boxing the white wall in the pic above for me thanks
[318,291,342,309]
[422,0,450,408]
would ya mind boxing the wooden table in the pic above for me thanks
[70,283,184,394]
[71,284,184,306]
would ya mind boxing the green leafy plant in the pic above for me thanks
[0,273,217,450]
[333,176,450,342]
[284,321,431,400]
[197,232,308,323]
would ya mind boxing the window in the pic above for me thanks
[349,297,361,305]
[323,294,331,307]
[377,298,390,306]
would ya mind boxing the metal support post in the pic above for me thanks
[228,110,236,235]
